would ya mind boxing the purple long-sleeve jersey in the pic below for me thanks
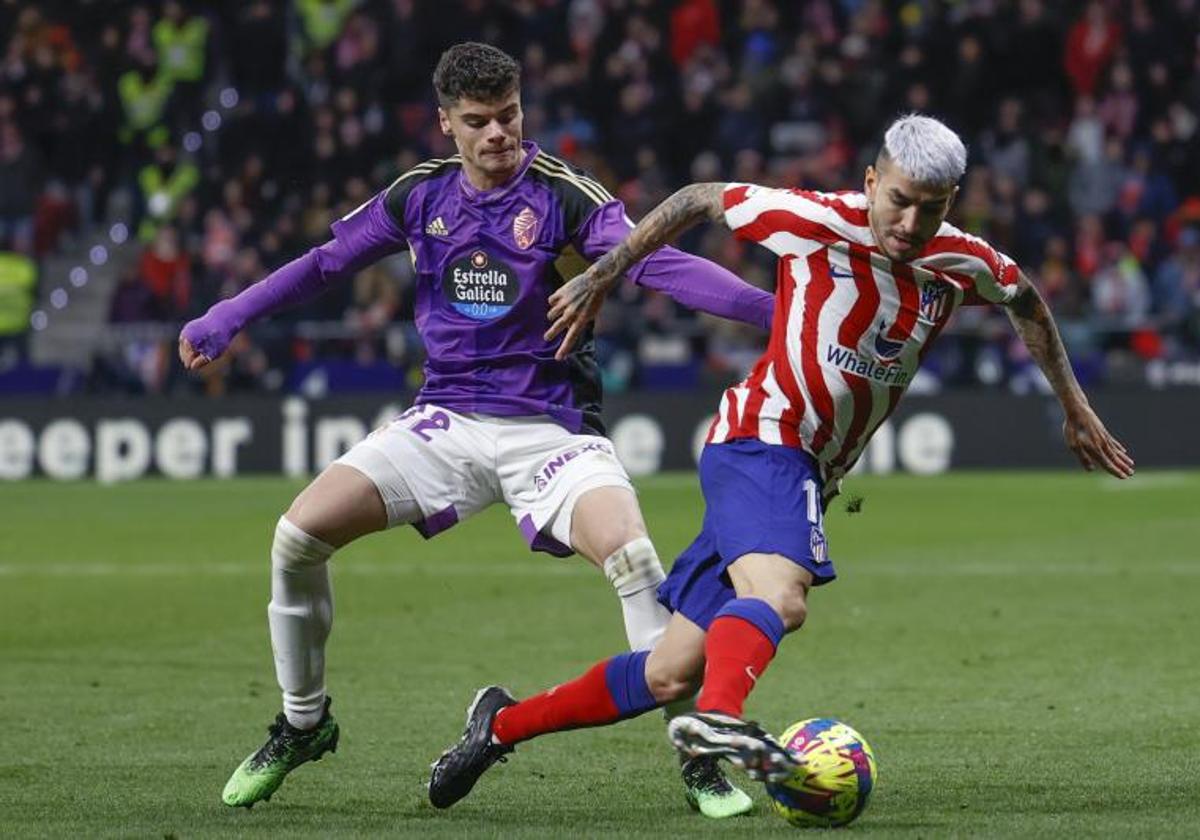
[183,142,773,433]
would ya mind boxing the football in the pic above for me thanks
[765,718,878,828]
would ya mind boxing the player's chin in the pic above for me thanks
[885,236,921,260]
[480,149,516,167]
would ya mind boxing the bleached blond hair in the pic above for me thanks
[879,114,967,187]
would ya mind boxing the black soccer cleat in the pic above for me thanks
[668,711,799,783]
[428,685,517,808]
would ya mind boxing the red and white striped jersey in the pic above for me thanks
[708,183,1021,488]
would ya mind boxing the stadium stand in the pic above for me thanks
[1,0,1197,396]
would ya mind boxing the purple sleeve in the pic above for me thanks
[575,200,774,330]
[181,193,407,359]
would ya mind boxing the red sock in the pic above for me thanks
[492,660,618,745]
[696,616,778,718]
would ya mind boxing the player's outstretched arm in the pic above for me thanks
[546,182,727,359]
[178,247,335,373]
[179,193,405,372]
[1004,273,1135,478]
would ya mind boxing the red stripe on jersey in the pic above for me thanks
[828,244,883,470]
[705,410,720,444]
[736,356,772,438]
[798,251,837,454]
[923,233,1020,288]
[724,184,751,211]
[778,405,801,447]
[837,244,880,348]
[724,387,740,432]
[736,209,844,249]
[791,190,870,227]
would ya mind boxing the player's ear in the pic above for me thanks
[864,165,877,198]
[437,107,452,137]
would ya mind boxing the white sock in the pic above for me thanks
[603,537,670,651]
[268,516,335,730]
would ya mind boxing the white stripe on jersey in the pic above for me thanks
[757,362,792,446]
[709,390,733,442]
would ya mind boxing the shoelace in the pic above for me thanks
[684,759,733,795]
[250,715,303,769]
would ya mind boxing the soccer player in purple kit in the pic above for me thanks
[179,43,769,817]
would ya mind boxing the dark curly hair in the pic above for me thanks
[433,42,521,108]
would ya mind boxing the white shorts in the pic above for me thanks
[335,404,634,556]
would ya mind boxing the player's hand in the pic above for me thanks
[178,335,214,371]
[545,265,618,361]
[1063,404,1135,479]
[179,310,236,372]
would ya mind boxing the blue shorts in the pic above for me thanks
[657,439,836,630]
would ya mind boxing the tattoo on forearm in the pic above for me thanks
[1006,283,1083,403]
[591,183,726,284]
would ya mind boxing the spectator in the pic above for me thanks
[1068,135,1125,218]
[137,142,199,241]
[137,225,191,319]
[153,0,210,130]
[1063,0,1122,98]
[0,124,42,254]
[1091,243,1151,327]
[1153,225,1200,325]
[1,1,1197,396]
[297,0,360,56]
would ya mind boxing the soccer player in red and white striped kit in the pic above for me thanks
[428,114,1135,809]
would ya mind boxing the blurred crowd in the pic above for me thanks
[2,0,1199,396]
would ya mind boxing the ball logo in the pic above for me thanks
[445,249,518,321]
[513,206,539,250]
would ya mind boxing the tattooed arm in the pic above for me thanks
[545,183,727,358]
[1004,272,1135,478]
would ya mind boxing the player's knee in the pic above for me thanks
[775,588,809,633]
[603,537,666,597]
[571,487,648,562]
[272,516,335,571]
[587,520,649,567]
[644,659,700,704]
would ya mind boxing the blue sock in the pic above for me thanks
[604,650,658,717]
[714,598,785,647]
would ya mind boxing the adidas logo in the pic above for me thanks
[425,216,449,236]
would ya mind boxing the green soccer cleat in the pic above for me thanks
[681,754,754,818]
[221,697,340,808]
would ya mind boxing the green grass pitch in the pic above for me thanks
[2,471,1198,837]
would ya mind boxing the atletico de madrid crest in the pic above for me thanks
[918,282,950,323]
[513,206,539,250]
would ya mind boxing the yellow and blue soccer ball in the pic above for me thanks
[765,717,878,828]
